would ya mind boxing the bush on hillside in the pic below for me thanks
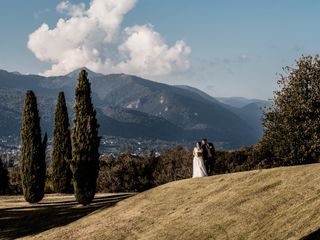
[97,146,192,193]
[0,158,10,194]
[213,147,268,174]
[97,154,155,192]
[152,146,192,185]
[8,167,22,194]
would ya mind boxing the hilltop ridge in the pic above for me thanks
[25,163,320,240]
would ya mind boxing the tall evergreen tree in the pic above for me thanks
[20,90,47,203]
[51,92,73,193]
[261,55,320,165]
[71,70,100,205]
[0,158,10,195]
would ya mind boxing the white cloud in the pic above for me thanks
[56,1,86,17]
[116,24,191,76]
[28,0,191,77]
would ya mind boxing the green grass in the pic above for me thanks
[3,164,320,239]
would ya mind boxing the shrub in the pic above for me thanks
[0,158,10,195]
[97,146,192,193]
[152,146,192,185]
[97,154,155,192]
[8,167,22,194]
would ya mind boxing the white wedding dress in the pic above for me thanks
[192,147,208,178]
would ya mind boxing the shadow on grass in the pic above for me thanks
[301,228,320,240]
[0,193,134,240]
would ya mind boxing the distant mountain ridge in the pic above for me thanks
[0,68,267,148]
[215,97,271,138]
[176,86,270,138]
[216,97,269,108]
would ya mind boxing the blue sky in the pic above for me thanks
[1,0,320,99]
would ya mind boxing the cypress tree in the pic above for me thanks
[71,70,100,205]
[51,92,73,193]
[20,90,47,203]
[0,158,9,195]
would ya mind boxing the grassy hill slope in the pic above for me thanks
[25,164,320,240]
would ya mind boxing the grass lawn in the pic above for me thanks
[2,164,320,239]
[0,193,134,239]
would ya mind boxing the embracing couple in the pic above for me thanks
[192,138,215,178]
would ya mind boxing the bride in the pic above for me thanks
[192,142,208,178]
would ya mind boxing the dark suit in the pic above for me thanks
[201,144,209,173]
[201,144,208,160]
[202,142,215,175]
[208,142,215,158]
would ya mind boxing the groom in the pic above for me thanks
[201,138,215,175]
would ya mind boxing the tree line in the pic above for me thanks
[20,70,99,205]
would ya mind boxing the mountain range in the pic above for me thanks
[0,68,269,148]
